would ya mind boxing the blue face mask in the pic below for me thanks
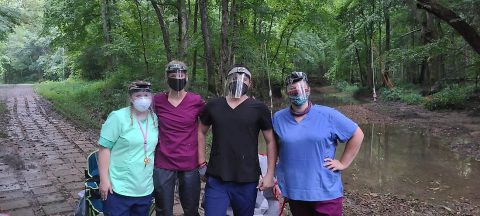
[289,94,309,106]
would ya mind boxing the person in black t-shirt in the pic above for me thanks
[198,65,278,216]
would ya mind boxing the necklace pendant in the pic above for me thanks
[144,157,150,165]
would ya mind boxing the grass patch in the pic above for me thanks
[334,81,360,93]
[35,78,128,129]
[380,86,425,105]
[380,84,476,110]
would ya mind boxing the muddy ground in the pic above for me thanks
[1,84,479,215]
[338,100,480,160]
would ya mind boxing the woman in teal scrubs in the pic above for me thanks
[98,81,159,216]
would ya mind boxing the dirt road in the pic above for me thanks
[0,84,97,215]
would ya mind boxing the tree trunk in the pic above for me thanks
[101,0,111,45]
[363,26,373,88]
[417,0,480,55]
[151,0,173,62]
[220,0,229,82]
[419,11,441,86]
[191,0,199,82]
[177,0,188,61]
[228,0,236,67]
[101,0,113,71]
[385,8,391,52]
[281,26,296,78]
[199,0,216,94]
[419,11,430,85]
[134,0,149,75]
[271,23,290,64]
[383,5,394,88]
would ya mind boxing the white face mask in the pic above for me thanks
[133,97,152,112]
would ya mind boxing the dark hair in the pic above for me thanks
[285,71,308,86]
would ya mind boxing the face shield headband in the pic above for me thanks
[128,82,152,95]
[227,67,251,78]
[166,63,187,74]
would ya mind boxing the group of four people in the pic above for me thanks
[97,60,364,216]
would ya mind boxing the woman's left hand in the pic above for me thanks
[323,158,346,171]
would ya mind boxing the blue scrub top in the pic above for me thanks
[273,105,358,201]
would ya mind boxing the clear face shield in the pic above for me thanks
[286,80,310,106]
[226,72,249,98]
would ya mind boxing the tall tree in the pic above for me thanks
[417,0,480,55]
[151,0,173,62]
[134,0,149,74]
[199,0,216,94]
[191,0,199,82]
[101,0,114,71]
[219,0,230,82]
[177,0,188,61]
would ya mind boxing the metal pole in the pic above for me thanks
[62,47,65,80]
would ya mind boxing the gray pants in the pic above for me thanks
[153,168,200,216]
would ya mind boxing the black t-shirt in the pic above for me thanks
[200,97,272,182]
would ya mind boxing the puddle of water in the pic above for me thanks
[259,123,480,204]
[340,124,480,203]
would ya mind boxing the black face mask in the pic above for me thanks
[228,82,248,96]
[167,78,187,91]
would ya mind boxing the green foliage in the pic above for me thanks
[0,5,20,41]
[380,87,403,101]
[37,47,68,81]
[401,93,425,105]
[35,78,127,129]
[1,0,478,110]
[380,86,425,105]
[334,80,359,92]
[76,45,108,80]
[424,85,475,110]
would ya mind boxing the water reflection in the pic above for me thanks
[310,92,364,107]
[340,124,480,203]
[259,123,480,203]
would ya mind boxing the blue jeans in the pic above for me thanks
[153,168,200,216]
[103,191,152,216]
[204,176,257,216]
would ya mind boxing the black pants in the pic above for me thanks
[152,168,200,216]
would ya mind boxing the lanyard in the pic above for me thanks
[136,115,149,157]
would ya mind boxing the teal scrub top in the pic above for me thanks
[98,107,158,197]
